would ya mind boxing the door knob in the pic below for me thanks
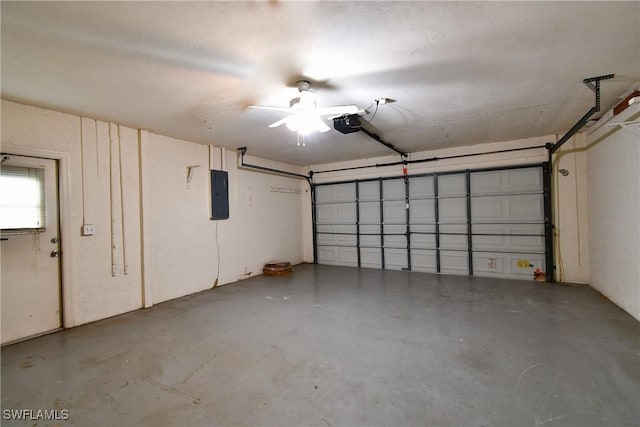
[50,250,60,258]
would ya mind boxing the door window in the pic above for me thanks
[0,165,46,230]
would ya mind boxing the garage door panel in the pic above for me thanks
[411,232,436,249]
[361,248,382,268]
[439,223,467,233]
[316,224,356,234]
[438,174,466,196]
[473,234,544,252]
[384,224,406,248]
[472,234,503,251]
[317,233,357,246]
[409,176,434,199]
[440,250,469,275]
[317,203,357,224]
[358,181,379,201]
[360,224,380,239]
[471,194,543,223]
[506,168,543,193]
[383,201,406,223]
[316,205,335,224]
[385,249,408,270]
[317,246,358,267]
[409,199,435,223]
[439,198,467,222]
[360,224,381,247]
[472,224,545,253]
[507,195,544,220]
[473,252,545,279]
[359,201,380,223]
[472,223,544,235]
[412,224,436,233]
[471,197,502,220]
[383,179,405,199]
[384,235,406,248]
[411,249,437,272]
[338,204,358,222]
[316,183,356,203]
[471,168,542,195]
[470,171,501,195]
[440,234,467,250]
[509,235,545,251]
[361,236,381,247]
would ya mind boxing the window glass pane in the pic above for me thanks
[0,165,46,229]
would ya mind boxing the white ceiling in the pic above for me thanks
[2,1,639,166]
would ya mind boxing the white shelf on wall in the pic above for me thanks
[588,92,640,145]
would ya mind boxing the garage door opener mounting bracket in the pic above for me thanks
[547,73,615,157]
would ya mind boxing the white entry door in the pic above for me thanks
[1,154,62,344]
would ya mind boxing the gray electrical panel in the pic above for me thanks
[210,170,229,220]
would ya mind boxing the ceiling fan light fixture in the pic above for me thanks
[286,112,330,135]
[251,81,358,135]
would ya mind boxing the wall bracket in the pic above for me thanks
[549,74,615,155]
[186,165,201,189]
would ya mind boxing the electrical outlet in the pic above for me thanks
[82,224,95,236]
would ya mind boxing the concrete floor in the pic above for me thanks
[2,264,639,427]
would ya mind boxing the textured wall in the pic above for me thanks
[586,103,640,320]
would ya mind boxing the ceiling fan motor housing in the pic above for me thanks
[333,114,362,134]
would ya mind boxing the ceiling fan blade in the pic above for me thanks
[248,105,291,113]
[267,116,293,128]
[315,105,359,116]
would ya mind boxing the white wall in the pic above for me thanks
[585,99,640,320]
[1,99,305,328]
[551,134,590,284]
[143,135,305,304]
[75,120,143,320]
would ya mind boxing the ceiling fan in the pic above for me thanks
[249,80,361,135]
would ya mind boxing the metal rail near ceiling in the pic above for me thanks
[547,74,615,157]
[359,127,407,157]
[312,163,553,282]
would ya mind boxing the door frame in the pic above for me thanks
[2,144,76,328]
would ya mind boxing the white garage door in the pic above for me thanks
[314,164,550,280]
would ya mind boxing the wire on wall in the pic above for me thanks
[108,123,116,277]
[552,135,566,282]
[215,221,221,287]
[368,99,380,122]
[79,117,87,225]
[117,125,128,275]
[572,138,582,266]
[94,119,100,179]
[209,144,221,287]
